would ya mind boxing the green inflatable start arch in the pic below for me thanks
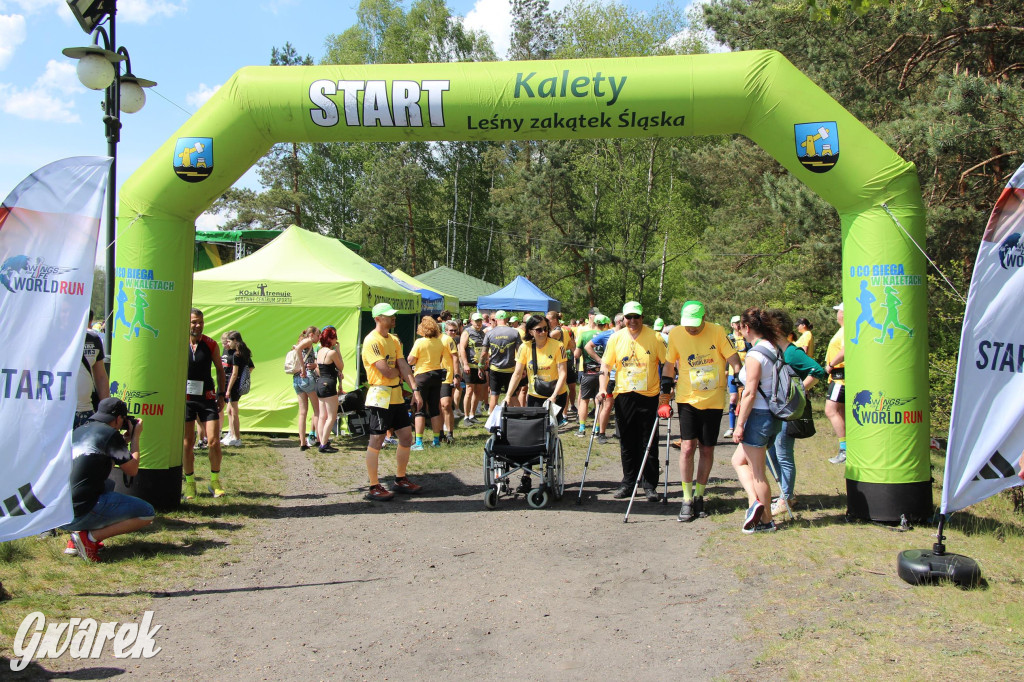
[113,51,930,521]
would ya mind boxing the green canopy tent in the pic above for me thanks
[391,269,459,312]
[194,228,361,272]
[191,225,419,434]
[415,266,500,307]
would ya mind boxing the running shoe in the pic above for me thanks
[383,436,398,447]
[410,442,425,451]
[196,439,208,449]
[65,539,79,556]
[723,428,734,438]
[183,479,197,500]
[208,484,226,498]
[71,531,101,562]
[576,427,587,438]
[742,501,764,533]
[454,408,464,418]
[771,496,794,516]
[597,433,609,445]
[365,484,395,501]
[392,477,423,494]
[694,495,707,518]
[516,477,532,495]
[611,485,631,499]
[753,520,778,533]
[443,433,455,445]
[678,499,695,522]
[828,451,847,464]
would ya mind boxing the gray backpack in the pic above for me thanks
[747,345,807,421]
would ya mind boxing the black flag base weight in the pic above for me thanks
[897,514,981,588]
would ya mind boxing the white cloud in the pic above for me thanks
[0,1,62,14]
[38,60,85,95]
[462,0,571,60]
[196,209,230,230]
[0,13,26,70]
[119,0,186,24]
[0,59,84,123]
[186,82,221,110]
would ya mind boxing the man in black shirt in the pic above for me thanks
[62,397,153,562]
[184,308,226,499]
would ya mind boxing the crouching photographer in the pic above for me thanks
[61,397,155,562]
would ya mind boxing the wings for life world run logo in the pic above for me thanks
[0,256,83,295]
[173,137,213,183]
[998,233,1024,269]
[852,390,923,427]
[110,380,164,417]
[235,282,292,304]
[795,121,839,173]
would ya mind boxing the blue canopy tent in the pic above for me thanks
[476,275,561,313]
[371,264,444,315]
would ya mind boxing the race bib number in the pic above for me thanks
[688,366,719,392]
[186,379,204,396]
[366,385,392,409]
[622,365,647,393]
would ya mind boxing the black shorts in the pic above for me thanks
[465,368,486,385]
[579,373,600,401]
[676,403,724,447]
[226,386,241,403]
[566,364,578,385]
[827,382,845,403]
[367,403,412,435]
[441,382,453,399]
[185,398,220,423]
[415,370,445,418]
[488,370,513,396]
[316,376,338,398]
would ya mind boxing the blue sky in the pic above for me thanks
[0,0,695,231]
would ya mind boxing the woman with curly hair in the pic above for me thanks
[408,316,448,449]
[731,307,783,534]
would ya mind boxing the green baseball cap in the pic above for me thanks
[653,317,665,331]
[471,312,483,321]
[622,301,643,316]
[510,315,520,323]
[680,300,705,326]
[598,314,612,325]
[730,315,741,324]
[494,310,508,319]
[372,302,398,317]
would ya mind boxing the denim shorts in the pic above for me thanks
[293,374,316,395]
[742,408,780,448]
[62,488,155,532]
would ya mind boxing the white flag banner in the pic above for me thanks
[942,162,1024,513]
[0,157,111,542]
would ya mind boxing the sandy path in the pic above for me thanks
[58,428,762,680]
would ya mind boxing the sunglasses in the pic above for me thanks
[624,314,641,320]
[533,327,549,333]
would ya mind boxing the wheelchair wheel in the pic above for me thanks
[552,440,564,500]
[483,487,498,509]
[527,488,549,509]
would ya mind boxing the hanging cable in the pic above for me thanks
[881,203,967,304]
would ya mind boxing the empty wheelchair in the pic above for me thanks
[483,405,564,509]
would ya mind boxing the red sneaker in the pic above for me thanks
[365,484,394,501]
[392,477,422,495]
[64,538,78,556]
[71,531,101,562]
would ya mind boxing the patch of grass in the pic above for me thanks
[0,436,284,658]
[702,417,1024,680]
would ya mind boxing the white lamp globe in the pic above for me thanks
[76,53,115,90]
[119,80,146,113]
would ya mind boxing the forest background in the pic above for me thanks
[208,0,1024,432]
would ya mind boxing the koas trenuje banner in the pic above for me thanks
[0,156,111,542]
[942,162,1024,513]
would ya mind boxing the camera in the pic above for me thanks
[126,415,138,426]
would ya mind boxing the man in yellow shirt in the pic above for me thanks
[662,301,741,521]
[824,302,847,464]
[598,301,667,501]
[361,302,423,501]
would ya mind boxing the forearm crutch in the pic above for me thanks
[624,415,663,523]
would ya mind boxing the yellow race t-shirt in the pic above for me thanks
[409,336,446,375]
[515,339,568,399]
[441,333,458,383]
[361,329,404,405]
[602,326,667,398]
[666,322,735,409]
[826,326,845,385]
[795,330,815,359]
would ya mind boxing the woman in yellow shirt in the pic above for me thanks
[407,316,448,450]
[506,314,568,412]
[795,318,815,359]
